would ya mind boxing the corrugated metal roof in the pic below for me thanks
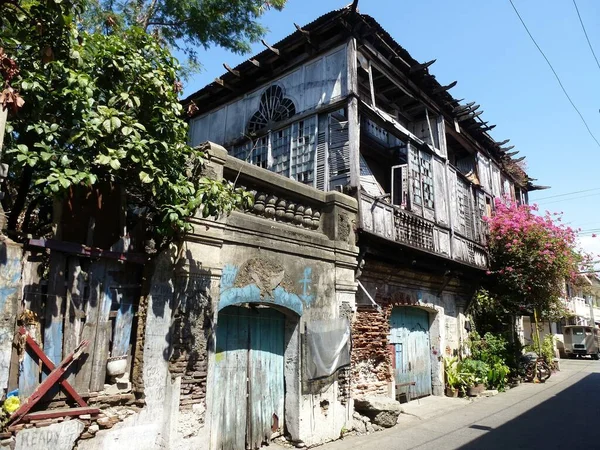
[182,6,352,104]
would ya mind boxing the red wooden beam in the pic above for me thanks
[21,406,99,422]
[19,328,87,407]
[9,332,90,426]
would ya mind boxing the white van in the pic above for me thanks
[563,325,600,360]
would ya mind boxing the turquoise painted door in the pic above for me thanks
[212,306,285,450]
[389,307,432,398]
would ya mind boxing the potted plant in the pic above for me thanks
[459,358,489,396]
[444,357,462,397]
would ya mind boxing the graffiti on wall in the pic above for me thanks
[0,244,22,391]
[219,259,315,316]
[298,267,314,305]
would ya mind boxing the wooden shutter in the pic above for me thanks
[315,130,327,191]
[328,115,350,178]
[360,155,385,197]
[391,164,409,207]
[433,157,449,226]
[457,180,474,240]
[448,167,459,230]
[407,143,423,217]
[476,153,491,193]
[491,163,502,198]
[436,115,447,158]
[475,189,487,244]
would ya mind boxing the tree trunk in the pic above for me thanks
[7,165,33,232]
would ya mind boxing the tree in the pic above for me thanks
[1,0,261,240]
[82,0,286,68]
[475,198,586,350]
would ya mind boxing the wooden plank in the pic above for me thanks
[347,96,361,189]
[22,406,99,421]
[112,288,134,358]
[89,321,111,391]
[0,242,23,393]
[433,157,449,226]
[367,61,376,109]
[19,322,41,399]
[43,250,66,369]
[88,261,120,388]
[19,329,87,407]
[212,308,249,450]
[75,260,106,393]
[63,257,85,386]
[347,38,358,97]
[9,337,89,426]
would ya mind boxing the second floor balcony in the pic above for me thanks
[359,191,488,269]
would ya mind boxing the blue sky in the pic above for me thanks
[181,0,600,256]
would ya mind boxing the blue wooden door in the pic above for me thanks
[389,307,432,398]
[212,306,285,450]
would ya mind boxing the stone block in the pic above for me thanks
[354,396,403,428]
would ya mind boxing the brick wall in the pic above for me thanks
[351,306,392,396]
[351,290,440,396]
[169,275,212,416]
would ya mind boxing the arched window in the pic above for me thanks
[247,85,296,134]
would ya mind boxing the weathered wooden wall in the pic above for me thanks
[189,44,348,147]
[0,240,24,392]
[17,249,142,400]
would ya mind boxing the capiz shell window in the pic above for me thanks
[230,115,318,186]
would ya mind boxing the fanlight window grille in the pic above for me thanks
[247,85,296,134]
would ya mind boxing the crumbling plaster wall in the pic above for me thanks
[78,249,181,450]
[171,143,360,449]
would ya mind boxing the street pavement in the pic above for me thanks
[310,358,600,450]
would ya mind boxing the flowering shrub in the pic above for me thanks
[484,198,586,319]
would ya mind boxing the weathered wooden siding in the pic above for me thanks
[0,241,23,392]
[476,153,491,194]
[15,251,142,400]
[433,156,449,226]
[190,45,348,147]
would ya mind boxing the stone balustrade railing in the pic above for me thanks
[194,143,358,248]
[250,192,321,230]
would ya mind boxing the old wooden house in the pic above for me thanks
[184,4,541,446]
[0,5,543,450]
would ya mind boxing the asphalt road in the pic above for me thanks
[319,358,600,450]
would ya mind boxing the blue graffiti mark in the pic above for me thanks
[219,283,303,316]
[221,264,239,292]
[219,284,304,316]
[299,267,314,305]
[0,258,21,313]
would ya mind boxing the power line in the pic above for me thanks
[508,0,600,148]
[573,0,600,73]
[538,192,600,205]
[533,187,600,201]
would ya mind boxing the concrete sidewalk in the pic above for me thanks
[398,394,473,422]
